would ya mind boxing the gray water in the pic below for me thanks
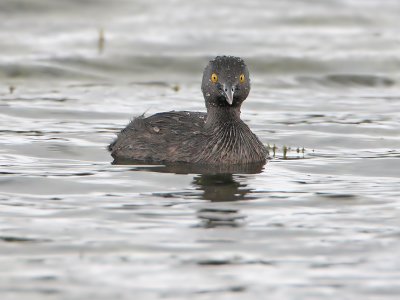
[1,0,400,299]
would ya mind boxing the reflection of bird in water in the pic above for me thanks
[192,173,254,202]
[118,164,264,227]
[193,174,255,228]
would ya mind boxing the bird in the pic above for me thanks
[108,56,268,166]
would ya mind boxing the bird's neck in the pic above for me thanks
[205,106,242,128]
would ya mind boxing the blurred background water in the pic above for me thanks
[1,0,400,299]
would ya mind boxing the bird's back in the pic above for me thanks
[109,111,207,163]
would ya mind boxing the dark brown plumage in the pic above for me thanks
[109,56,268,165]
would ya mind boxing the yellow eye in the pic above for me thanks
[211,73,218,83]
[240,74,245,83]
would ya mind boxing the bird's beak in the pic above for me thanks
[223,84,234,105]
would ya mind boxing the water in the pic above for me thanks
[1,0,400,299]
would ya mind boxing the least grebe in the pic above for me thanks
[109,56,268,165]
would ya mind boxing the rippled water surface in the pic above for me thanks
[1,0,400,299]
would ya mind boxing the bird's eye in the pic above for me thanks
[240,74,245,83]
[211,73,218,83]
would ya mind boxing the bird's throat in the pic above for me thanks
[205,106,241,129]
